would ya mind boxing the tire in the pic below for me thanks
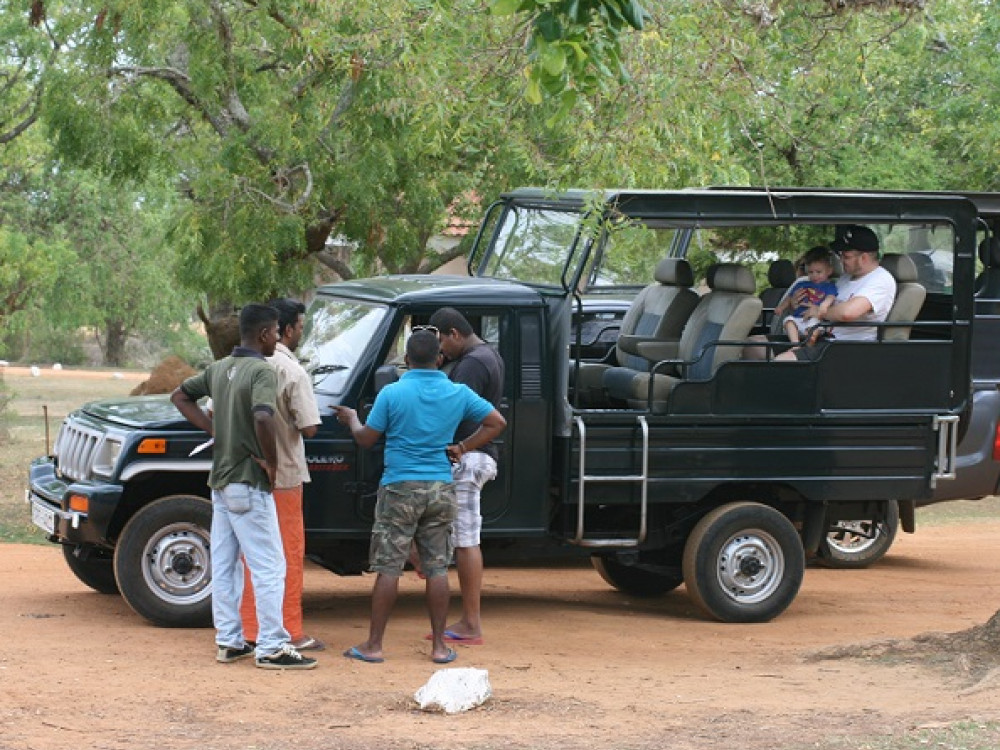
[62,544,120,595]
[682,502,805,623]
[817,500,899,570]
[592,556,684,597]
[114,495,213,628]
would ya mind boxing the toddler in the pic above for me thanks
[773,246,838,343]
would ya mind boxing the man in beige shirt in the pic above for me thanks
[240,298,323,651]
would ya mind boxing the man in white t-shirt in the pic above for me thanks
[778,225,896,361]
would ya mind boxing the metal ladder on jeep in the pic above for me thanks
[570,414,649,548]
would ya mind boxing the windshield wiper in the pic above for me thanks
[309,364,349,376]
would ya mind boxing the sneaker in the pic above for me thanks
[255,644,318,670]
[216,643,254,663]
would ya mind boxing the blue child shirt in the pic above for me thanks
[364,369,494,485]
[789,279,838,318]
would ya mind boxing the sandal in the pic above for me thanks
[290,635,326,651]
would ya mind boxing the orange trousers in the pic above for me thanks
[240,485,305,642]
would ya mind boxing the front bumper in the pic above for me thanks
[28,456,124,547]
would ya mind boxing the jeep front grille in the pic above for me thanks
[54,423,102,481]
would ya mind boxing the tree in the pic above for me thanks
[9,0,1000,357]
[1,119,194,365]
[0,0,56,145]
[41,172,194,366]
[0,226,73,334]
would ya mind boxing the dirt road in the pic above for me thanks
[4,518,1000,750]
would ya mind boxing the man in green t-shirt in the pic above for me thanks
[171,303,317,671]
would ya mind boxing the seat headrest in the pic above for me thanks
[767,259,797,288]
[980,236,1000,267]
[654,258,694,287]
[830,253,843,278]
[709,263,756,294]
[881,253,919,284]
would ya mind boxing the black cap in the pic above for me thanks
[831,225,879,255]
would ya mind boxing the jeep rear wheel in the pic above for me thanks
[592,556,684,597]
[682,502,804,623]
[114,495,213,628]
[817,500,899,569]
[62,544,120,595]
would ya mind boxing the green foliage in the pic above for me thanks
[491,0,648,117]
[6,0,1000,341]
[15,322,87,366]
[2,109,195,365]
[0,226,75,328]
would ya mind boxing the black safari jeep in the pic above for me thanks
[719,189,1000,570]
[28,188,979,626]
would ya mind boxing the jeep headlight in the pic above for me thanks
[91,434,124,478]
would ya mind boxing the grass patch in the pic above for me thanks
[917,496,1000,526]
[805,721,1000,750]
[0,368,144,545]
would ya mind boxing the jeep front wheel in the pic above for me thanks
[63,544,120,595]
[114,495,213,628]
[682,502,804,623]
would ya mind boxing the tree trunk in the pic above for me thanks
[103,319,128,367]
[197,301,240,360]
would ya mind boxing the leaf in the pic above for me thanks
[544,89,579,129]
[566,40,589,65]
[541,43,567,76]
[536,10,563,43]
[622,0,646,30]
[525,75,543,105]
[490,0,523,15]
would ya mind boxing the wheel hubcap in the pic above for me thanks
[716,529,785,604]
[141,522,211,605]
[826,521,883,554]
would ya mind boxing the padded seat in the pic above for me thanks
[881,254,926,341]
[574,258,698,399]
[758,258,797,331]
[976,237,1000,296]
[603,263,762,410]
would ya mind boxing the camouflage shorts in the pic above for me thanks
[369,480,456,578]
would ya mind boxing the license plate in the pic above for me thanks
[30,500,56,535]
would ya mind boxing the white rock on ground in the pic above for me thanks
[414,668,492,714]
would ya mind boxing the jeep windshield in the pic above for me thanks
[473,196,684,292]
[299,298,388,395]
[477,204,585,287]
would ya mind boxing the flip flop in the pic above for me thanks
[291,636,326,651]
[444,631,484,645]
[423,629,485,645]
[342,646,384,663]
[432,647,458,664]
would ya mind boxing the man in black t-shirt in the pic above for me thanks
[427,307,505,644]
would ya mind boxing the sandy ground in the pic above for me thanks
[1,365,146,381]
[3,520,1000,750]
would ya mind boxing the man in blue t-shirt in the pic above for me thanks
[333,330,506,665]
